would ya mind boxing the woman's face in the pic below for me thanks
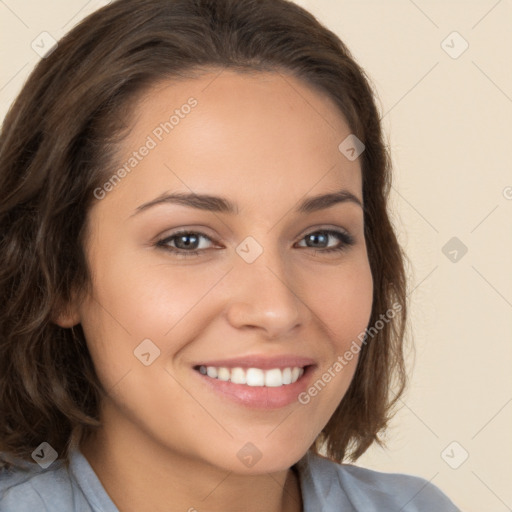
[71,70,373,473]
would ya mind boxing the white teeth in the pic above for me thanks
[265,368,284,387]
[246,368,265,386]
[197,365,305,387]
[217,367,230,381]
[206,366,217,378]
[230,367,246,385]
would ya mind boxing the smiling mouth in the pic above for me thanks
[193,365,308,387]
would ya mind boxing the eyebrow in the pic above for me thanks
[130,189,363,217]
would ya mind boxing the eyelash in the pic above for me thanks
[155,228,355,258]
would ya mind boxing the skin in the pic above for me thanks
[56,69,373,512]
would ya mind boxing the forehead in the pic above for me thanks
[101,69,362,215]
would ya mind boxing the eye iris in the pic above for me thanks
[307,232,327,248]
[176,233,199,249]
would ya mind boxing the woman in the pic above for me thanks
[0,0,459,510]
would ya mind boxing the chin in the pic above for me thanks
[203,437,313,475]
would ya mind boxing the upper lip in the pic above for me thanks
[193,354,316,370]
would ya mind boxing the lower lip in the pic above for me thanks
[193,366,314,409]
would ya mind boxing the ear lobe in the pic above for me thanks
[53,307,81,328]
[51,296,81,328]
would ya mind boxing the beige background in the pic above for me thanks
[1,1,511,510]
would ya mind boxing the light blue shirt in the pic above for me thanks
[0,448,460,511]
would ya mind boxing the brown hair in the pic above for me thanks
[0,0,408,470]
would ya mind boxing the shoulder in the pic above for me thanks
[0,456,77,512]
[298,451,460,511]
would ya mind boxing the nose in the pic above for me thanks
[225,248,304,339]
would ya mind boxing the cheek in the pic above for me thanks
[308,255,374,349]
[79,251,226,385]
[297,254,373,408]
[84,239,205,335]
